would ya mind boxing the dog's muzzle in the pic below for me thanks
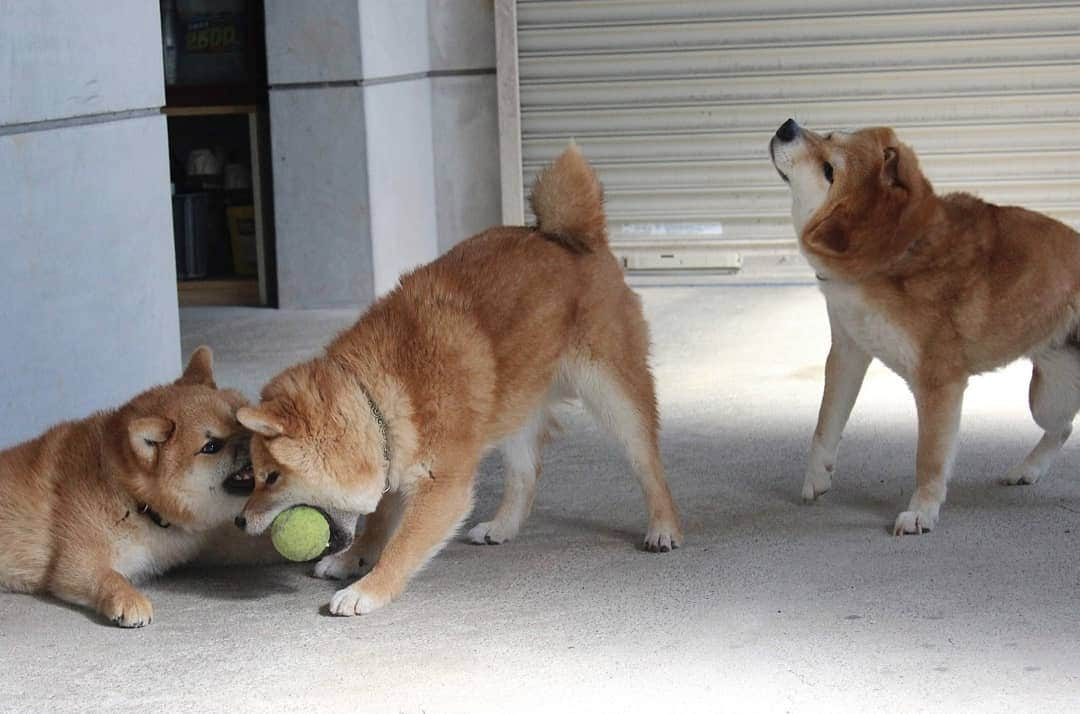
[770,118,801,183]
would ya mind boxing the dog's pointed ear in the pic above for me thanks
[266,436,302,470]
[176,346,216,388]
[237,405,288,438]
[128,417,174,465]
[881,141,926,194]
[882,146,902,188]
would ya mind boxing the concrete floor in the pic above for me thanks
[3,285,1080,713]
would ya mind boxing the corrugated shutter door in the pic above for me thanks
[512,0,1080,272]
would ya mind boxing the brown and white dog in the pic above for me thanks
[0,347,258,626]
[770,118,1080,535]
[235,145,683,616]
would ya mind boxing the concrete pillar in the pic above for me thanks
[264,0,499,308]
[0,1,180,448]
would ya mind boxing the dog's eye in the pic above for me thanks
[823,162,834,184]
[200,438,224,455]
[265,471,280,485]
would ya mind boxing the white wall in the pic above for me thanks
[430,74,501,254]
[264,0,500,308]
[267,85,376,308]
[0,1,180,448]
[364,78,440,296]
[0,1,165,126]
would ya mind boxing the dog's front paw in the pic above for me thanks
[467,520,517,545]
[802,462,833,502]
[1002,463,1043,486]
[328,581,388,617]
[893,501,939,536]
[101,589,154,628]
[643,518,682,553]
[313,551,371,581]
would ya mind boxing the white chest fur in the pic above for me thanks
[821,281,919,379]
[113,523,206,582]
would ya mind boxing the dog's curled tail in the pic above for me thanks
[529,143,607,254]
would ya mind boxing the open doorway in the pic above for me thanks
[160,0,275,307]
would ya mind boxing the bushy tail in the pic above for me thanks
[528,144,607,254]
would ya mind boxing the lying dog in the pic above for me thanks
[0,347,257,626]
[771,118,1080,534]
[235,145,683,616]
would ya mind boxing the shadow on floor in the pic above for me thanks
[155,563,305,600]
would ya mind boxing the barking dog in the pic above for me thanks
[0,348,258,626]
[235,146,683,616]
[771,118,1080,535]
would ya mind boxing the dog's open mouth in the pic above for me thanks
[768,140,790,183]
[223,462,255,495]
[318,506,355,555]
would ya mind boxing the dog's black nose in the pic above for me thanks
[776,118,799,142]
[234,515,247,530]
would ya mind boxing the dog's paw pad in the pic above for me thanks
[329,585,384,617]
[467,521,514,545]
[893,509,934,536]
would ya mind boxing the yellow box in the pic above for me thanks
[227,205,257,276]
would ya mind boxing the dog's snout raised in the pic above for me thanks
[776,118,800,143]
[234,515,247,530]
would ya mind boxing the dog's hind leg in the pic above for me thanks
[567,353,682,553]
[1004,346,1080,485]
[467,405,549,545]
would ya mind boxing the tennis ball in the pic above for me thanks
[270,506,331,562]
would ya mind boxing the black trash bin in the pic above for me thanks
[172,192,210,280]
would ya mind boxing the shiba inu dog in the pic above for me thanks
[235,146,683,616]
[0,347,257,626]
[771,118,1080,535]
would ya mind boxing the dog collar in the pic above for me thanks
[364,392,393,486]
[137,502,170,529]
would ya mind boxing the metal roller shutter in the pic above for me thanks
[501,0,1080,274]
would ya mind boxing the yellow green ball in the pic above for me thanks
[270,506,330,562]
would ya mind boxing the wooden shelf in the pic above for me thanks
[178,278,260,307]
[165,83,264,109]
[163,104,256,117]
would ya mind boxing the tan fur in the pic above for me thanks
[237,146,683,616]
[771,121,1080,534]
[0,347,260,626]
[529,141,607,254]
